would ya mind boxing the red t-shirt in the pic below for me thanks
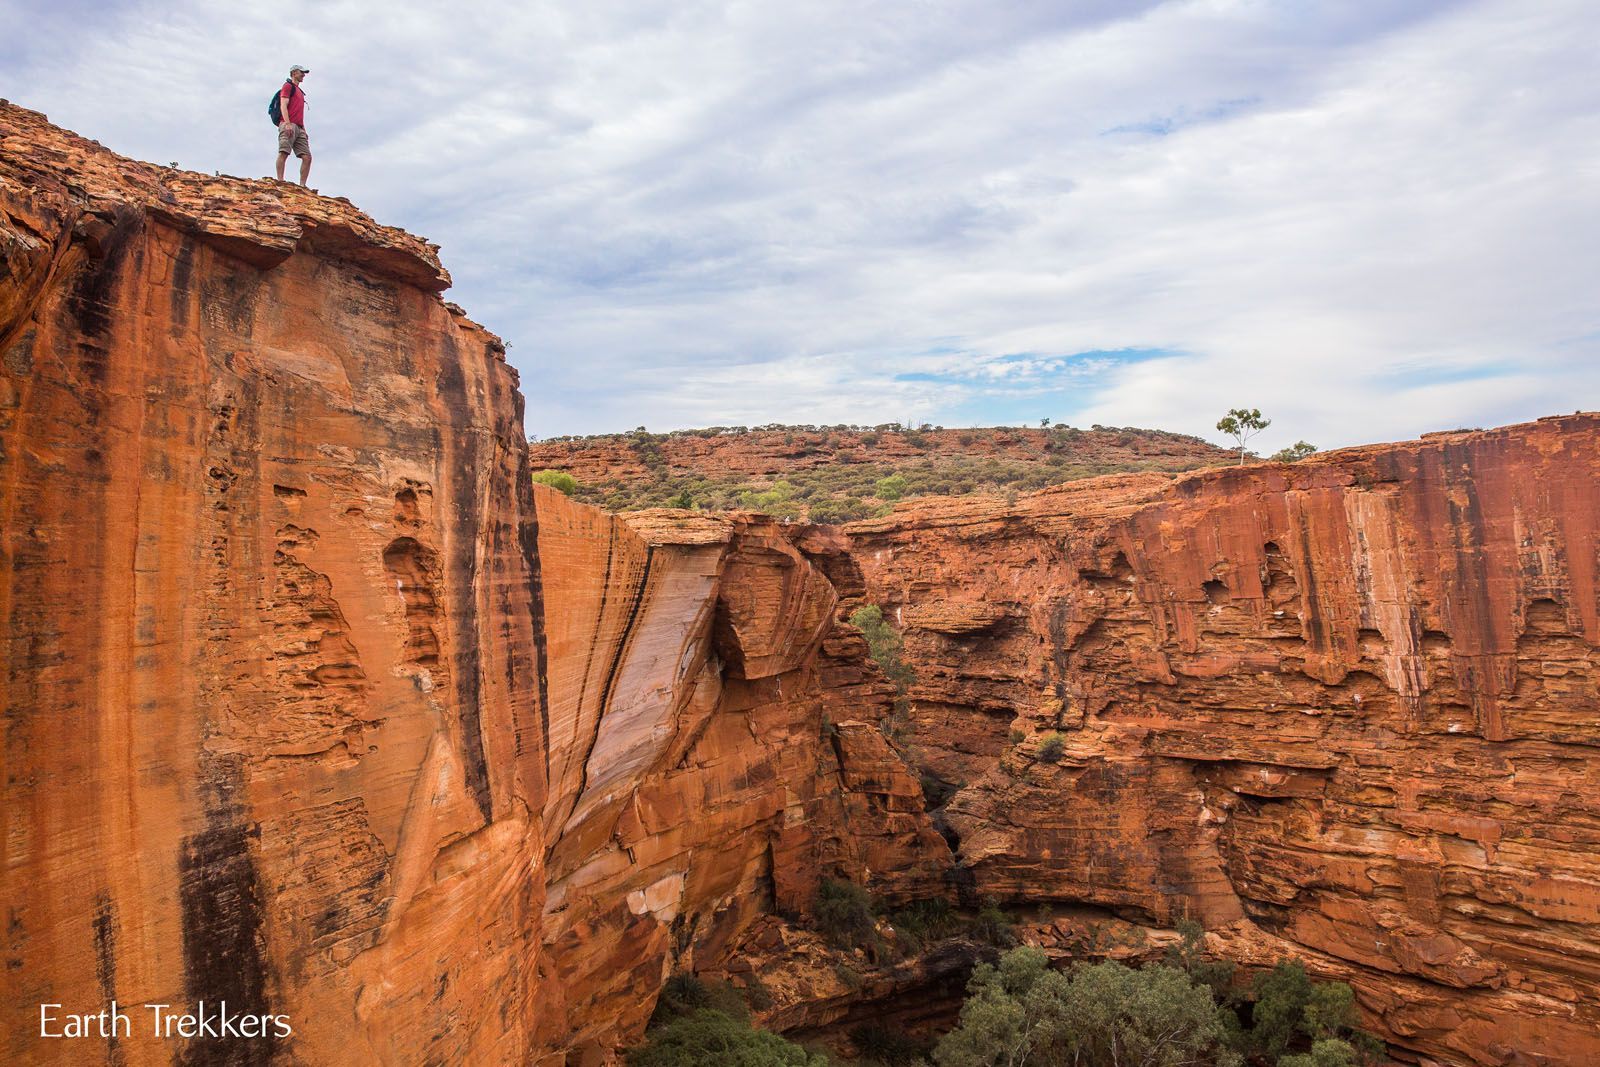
[280,80,306,127]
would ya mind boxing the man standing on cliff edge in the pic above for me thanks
[275,65,312,186]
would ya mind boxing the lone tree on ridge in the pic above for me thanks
[1216,408,1270,465]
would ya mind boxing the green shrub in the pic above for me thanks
[1164,919,1237,1005]
[1303,980,1356,1039]
[932,932,1381,1067]
[851,1022,927,1066]
[739,480,804,521]
[1249,961,1313,1059]
[972,900,1016,948]
[890,897,960,951]
[814,878,879,954]
[933,949,1239,1067]
[627,1009,827,1066]
[848,606,916,699]
[1037,733,1066,763]
[874,473,909,501]
[1279,1039,1358,1067]
[1245,960,1376,1065]
[649,974,749,1029]
[1270,441,1318,463]
[531,469,578,495]
[807,496,874,524]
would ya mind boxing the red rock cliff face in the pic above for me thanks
[530,494,953,1060]
[7,103,1600,1067]
[1,103,557,1064]
[1,104,950,1064]
[828,415,1600,1066]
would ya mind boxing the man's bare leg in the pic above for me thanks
[275,151,289,181]
[299,154,312,187]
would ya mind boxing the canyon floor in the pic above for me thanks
[3,100,1598,1066]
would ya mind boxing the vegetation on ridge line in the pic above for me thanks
[526,423,1232,520]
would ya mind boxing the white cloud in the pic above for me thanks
[10,0,1596,447]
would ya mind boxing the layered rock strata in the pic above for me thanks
[531,495,953,1061]
[6,102,1599,1067]
[828,415,1600,1066]
[1,103,950,1064]
[2,100,553,1065]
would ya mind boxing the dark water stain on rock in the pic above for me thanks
[177,762,276,1066]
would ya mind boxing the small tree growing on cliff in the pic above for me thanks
[1216,408,1270,465]
[848,605,915,722]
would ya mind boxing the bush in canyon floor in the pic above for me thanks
[933,938,1382,1067]
[971,900,1017,948]
[627,1009,828,1067]
[648,975,751,1029]
[815,879,1016,961]
[1165,919,1238,1005]
[634,977,826,1066]
[851,1021,930,1065]
[815,877,882,957]
[935,947,1239,1067]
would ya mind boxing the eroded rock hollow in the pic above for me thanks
[3,103,1596,1066]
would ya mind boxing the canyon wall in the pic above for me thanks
[5,104,1598,1067]
[826,418,1600,1066]
[0,103,949,1065]
[531,495,953,1062]
[1,101,558,1065]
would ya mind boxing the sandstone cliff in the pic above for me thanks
[823,416,1600,1065]
[5,102,1598,1067]
[1,100,555,1064]
[532,495,953,1061]
[0,102,948,1065]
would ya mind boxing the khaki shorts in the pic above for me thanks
[277,123,310,158]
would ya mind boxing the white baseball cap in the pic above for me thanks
[289,64,310,75]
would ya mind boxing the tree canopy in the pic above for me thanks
[1216,408,1271,465]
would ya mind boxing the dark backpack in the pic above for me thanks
[268,84,295,126]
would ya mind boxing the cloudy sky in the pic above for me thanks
[6,0,1597,447]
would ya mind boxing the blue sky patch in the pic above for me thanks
[1102,97,1260,137]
